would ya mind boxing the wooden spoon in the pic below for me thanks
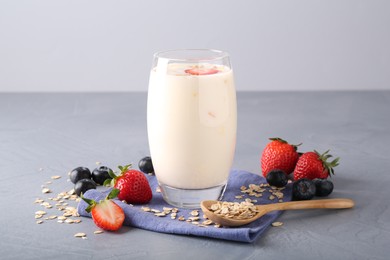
[200,198,355,227]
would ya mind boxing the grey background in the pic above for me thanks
[1,0,390,92]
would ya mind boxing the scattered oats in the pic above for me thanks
[41,202,51,207]
[214,224,221,228]
[202,220,213,225]
[122,200,128,204]
[67,189,76,195]
[94,230,103,234]
[178,216,185,221]
[279,199,283,203]
[65,219,75,224]
[34,198,44,204]
[271,221,283,227]
[45,181,52,185]
[155,187,161,193]
[188,216,200,221]
[235,195,243,199]
[52,197,60,201]
[203,214,208,219]
[172,208,179,213]
[151,209,160,213]
[185,219,191,222]
[62,203,69,206]
[163,207,173,212]
[197,224,207,227]
[269,195,275,200]
[141,207,151,212]
[35,215,43,219]
[35,210,47,215]
[240,186,246,190]
[36,220,43,224]
[63,212,73,217]
[74,219,82,223]
[48,215,57,220]
[42,188,51,194]
[190,210,199,216]
[154,213,166,217]
[96,161,101,165]
[62,195,70,200]
[191,221,199,225]
[57,220,64,223]
[57,216,67,220]
[51,175,61,180]
[74,233,86,238]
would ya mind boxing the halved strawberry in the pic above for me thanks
[81,188,125,231]
[185,67,219,75]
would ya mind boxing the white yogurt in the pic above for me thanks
[147,63,237,189]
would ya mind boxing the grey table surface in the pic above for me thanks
[1,91,389,260]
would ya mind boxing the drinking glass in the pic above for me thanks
[147,49,237,208]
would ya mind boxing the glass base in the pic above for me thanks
[159,183,227,209]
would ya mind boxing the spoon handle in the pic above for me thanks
[263,198,355,212]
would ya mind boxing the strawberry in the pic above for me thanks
[81,188,125,231]
[293,150,340,180]
[105,164,152,204]
[261,137,301,177]
[185,67,219,75]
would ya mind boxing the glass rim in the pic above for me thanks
[153,49,229,62]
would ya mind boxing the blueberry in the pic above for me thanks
[74,179,97,196]
[92,166,112,185]
[292,179,316,200]
[266,169,288,187]
[138,156,154,175]
[313,179,334,197]
[69,167,91,184]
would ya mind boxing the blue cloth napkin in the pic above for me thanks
[77,169,292,243]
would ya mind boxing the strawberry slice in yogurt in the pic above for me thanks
[185,67,219,75]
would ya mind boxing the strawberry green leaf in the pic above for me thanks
[80,193,96,213]
[107,188,120,200]
[108,169,117,179]
[103,178,112,187]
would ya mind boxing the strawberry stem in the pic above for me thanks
[106,188,120,200]
[80,193,96,213]
[314,150,340,176]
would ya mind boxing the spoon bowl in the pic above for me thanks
[201,198,355,227]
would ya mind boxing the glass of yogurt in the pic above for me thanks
[147,49,237,208]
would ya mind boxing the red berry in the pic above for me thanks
[91,199,125,231]
[261,138,300,177]
[81,189,125,231]
[293,150,340,180]
[105,164,152,204]
[185,68,219,75]
[115,169,152,204]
